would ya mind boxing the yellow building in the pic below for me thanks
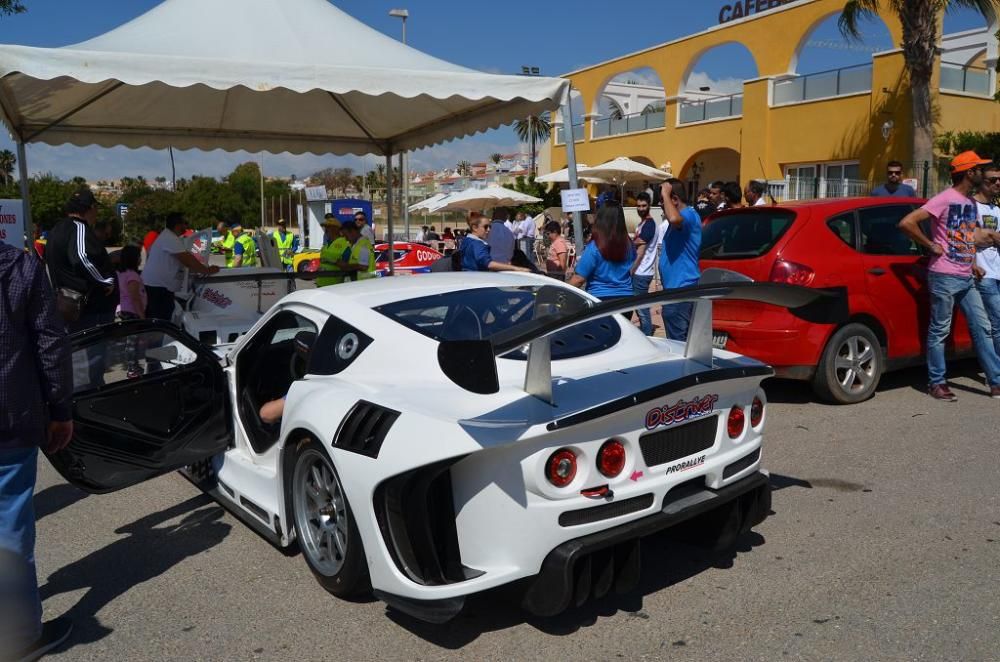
[547,0,1000,199]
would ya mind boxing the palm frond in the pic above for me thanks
[838,0,884,41]
[944,0,1000,23]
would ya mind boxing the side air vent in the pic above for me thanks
[333,400,400,458]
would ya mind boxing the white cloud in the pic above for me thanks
[611,68,663,87]
[684,71,744,95]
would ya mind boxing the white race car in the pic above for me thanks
[49,272,831,622]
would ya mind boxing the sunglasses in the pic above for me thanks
[887,170,903,176]
[986,176,1000,184]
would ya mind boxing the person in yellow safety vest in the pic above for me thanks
[316,217,351,287]
[231,223,258,267]
[338,221,376,280]
[215,221,237,268]
[272,219,295,271]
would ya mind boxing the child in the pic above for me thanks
[116,245,146,378]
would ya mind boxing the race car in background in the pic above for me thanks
[294,242,443,276]
[48,271,835,623]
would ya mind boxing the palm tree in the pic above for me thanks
[513,115,552,177]
[0,149,15,187]
[456,160,472,177]
[839,0,996,171]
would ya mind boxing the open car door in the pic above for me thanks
[46,320,232,494]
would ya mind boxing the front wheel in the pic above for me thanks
[291,441,370,598]
[812,323,883,404]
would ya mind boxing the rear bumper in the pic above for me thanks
[717,320,827,380]
[520,471,771,616]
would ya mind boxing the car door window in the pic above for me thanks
[71,329,198,394]
[859,205,919,256]
[827,212,857,250]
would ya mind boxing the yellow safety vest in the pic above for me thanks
[221,233,236,268]
[317,237,350,287]
[235,234,257,267]
[350,237,377,280]
[273,231,294,266]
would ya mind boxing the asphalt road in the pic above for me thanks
[35,362,1000,662]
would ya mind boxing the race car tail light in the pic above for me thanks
[596,439,626,478]
[750,396,764,428]
[769,259,815,287]
[546,449,577,488]
[727,406,745,439]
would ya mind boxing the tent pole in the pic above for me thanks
[16,140,32,245]
[386,149,395,276]
[562,87,585,256]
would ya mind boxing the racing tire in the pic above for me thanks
[290,440,370,599]
[812,323,883,405]
[296,260,313,274]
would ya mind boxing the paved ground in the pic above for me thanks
[35,361,999,662]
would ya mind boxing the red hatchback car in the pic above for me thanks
[700,197,973,404]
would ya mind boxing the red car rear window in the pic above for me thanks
[700,210,797,260]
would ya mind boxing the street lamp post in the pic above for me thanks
[390,8,410,240]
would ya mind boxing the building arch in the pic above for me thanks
[678,41,760,97]
[787,10,895,74]
[679,148,741,195]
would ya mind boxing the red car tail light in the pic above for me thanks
[597,440,626,478]
[769,259,815,286]
[750,396,764,427]
[727,406,745,439]
[546,449,577,487]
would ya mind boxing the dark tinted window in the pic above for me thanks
[859,205,919,256]
[827,212,857,249]
[375,249,406,263]
[375,286,621,360]
[701,210,797,259]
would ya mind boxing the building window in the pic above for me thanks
[784,161,862,200]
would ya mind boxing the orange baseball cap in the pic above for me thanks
[950,150,992,173]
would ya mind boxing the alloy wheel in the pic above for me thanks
[293,449,349,577]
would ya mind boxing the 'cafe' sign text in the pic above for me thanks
[718,0,802,24]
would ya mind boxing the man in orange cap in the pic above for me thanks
[899,151,1000,401]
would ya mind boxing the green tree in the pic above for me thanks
[122,190,178,243]
[513,115,551,177]
[179,175,244,228]
[226,162,264,226]
[839,0,997,170]
[0,149,15,186]
[510,175,560,216]
[27,174,75,231]
[0,1,26,17]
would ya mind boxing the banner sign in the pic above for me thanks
[305,185,329,201]
[560,188,590,213]
[0,199,25,249]
[718,0,801,24]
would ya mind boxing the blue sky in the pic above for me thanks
[0,1,988,181]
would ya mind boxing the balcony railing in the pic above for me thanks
[941,62,992,95]
[773,63,872,105]
[678,94,743,124]
[591,110,665,138]
[554,123,585,145]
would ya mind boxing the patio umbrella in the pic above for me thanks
[577,157,670,184]
[535,164,608,185]
[408,193,449,214]
[432,186,541,212]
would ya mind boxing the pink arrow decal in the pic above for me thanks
[629,471,643,482]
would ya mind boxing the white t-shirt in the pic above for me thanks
[518,218,536,239]
[636,217,669,278]
[360,225,375,243]
[142,228,187,292]
[976,200,1000,281]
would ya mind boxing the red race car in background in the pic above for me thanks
[296,242,443,276]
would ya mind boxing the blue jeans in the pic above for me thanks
[0,447,41,652]
[662,302,693,342]
[927,272,1000,386]
[976,277,1000,358]
[632,274,654,335]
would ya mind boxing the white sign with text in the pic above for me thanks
[305,185,329,202]
[560,188,590,213]
[0,199,25,249]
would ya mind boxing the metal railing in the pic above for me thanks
[773,63,872,105]
[678,93,743,124]
[554,123,585,145]
[778,177,871,201]
[940,62,992,95]
[591,109,665,138]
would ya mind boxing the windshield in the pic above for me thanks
[375,249,407,263]
[375,286,622,360]
[701,210,796,259]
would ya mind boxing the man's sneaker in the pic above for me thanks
[928,384,958,402]
[13,616,73,662]
[991,386,1000,399]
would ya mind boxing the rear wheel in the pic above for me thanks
[812,323,882,404]
[291,441,370,598]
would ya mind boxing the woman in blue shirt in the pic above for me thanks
[568,204,635,301]
[460,214,530,273]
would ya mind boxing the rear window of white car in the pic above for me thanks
[375,286,622,360]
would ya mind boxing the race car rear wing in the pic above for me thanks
[437,277,844,404]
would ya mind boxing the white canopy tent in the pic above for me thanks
[0,0,574,268]
[432,186,541,213]
[535,164,608,185]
